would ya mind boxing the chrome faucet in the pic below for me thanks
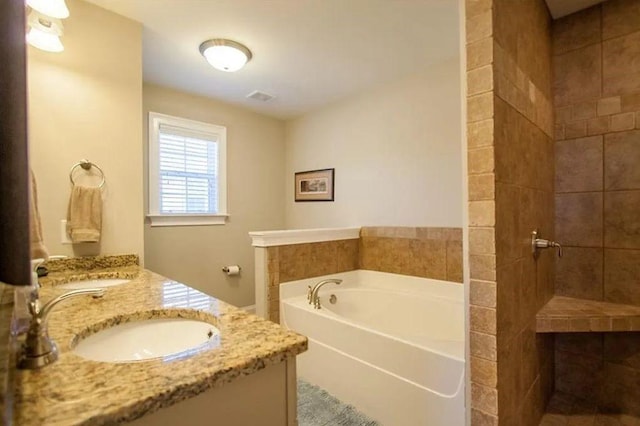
[308,279,342,309]
[531,229,563,259]
[18,288,105,369]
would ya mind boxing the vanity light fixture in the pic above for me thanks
[26,0,70,19]
[199,39,252,72]
[26,10,64,53]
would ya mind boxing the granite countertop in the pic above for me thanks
[13,256,307,425]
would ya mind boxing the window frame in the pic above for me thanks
[147,111,228,227]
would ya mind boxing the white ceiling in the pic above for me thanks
[545,0,606,18]
[84,0,460,119]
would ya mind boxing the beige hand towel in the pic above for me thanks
[29,169,49,259]
[66,185,102,243]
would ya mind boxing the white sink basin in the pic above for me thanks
[73,318,220,362]
[60,278,130,290]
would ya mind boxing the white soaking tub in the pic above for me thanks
[280,270,465,426]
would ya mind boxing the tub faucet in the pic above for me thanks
[18,288,105,369]
[309,279,342,309]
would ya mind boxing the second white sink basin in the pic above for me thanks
[73,318,220,362]
[60,278,130,290]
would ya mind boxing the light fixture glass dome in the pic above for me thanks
[27,27,64,52]
[26,11,64,53]
[26,0,70,19]
[199,39,252,72]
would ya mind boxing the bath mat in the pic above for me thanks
[297,379,380,426]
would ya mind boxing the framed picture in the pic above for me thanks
[294,168,335,202]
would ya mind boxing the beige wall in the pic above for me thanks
[284,59,463,229]
[143,84,286,307]
[27,0,143,260]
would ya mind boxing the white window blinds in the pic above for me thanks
[148,112,227,226]
[158,124,219,214]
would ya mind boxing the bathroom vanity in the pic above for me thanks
[11,255,307,425]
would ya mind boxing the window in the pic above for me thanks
[148,112,227,226]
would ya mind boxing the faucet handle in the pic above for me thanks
[552,242,563,258]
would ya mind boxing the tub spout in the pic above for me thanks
[310,279,342,309]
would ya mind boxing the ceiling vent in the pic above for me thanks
[246,90,275,102]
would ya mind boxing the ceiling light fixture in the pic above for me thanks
[199,39,252,72]
[26,0,70,19]
[26,11,64,53]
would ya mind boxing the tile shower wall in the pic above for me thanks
[466,0,555,424]
[553,0,640,416]
[264,226,463,322]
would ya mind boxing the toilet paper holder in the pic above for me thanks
[222,265,241,275]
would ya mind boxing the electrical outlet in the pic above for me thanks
[60,220,72,244]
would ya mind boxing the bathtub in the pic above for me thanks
[280,270,465,426]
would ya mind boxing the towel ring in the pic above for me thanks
[69,159,105,188]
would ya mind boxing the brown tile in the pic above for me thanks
[470,227,495,255]
[470,254,497,281]
[472,356,498,387]
[553,44,602,107]
[604,248,640,304]
[471,305,497,334]
[416,239,448,280]
[587,116,610,136]
[556,124,566,140]
[602,0,640,40]
[555,247,604,300]
[335,239,359,272]
[471,383,498,415]
[621,92,640,113]
[467,37,493,71]
[471,331,497,361]
[573,101,598,121]
[610,112,636,132]
[466,0,491,19]
[557,106,573,124]
[446,240,463,283]
[556,333,603,357]
[555,350,604,400]
[469,174,496,201]
[602,31,640,96]
[497,330,521,418]
[556,136,603,193]
[603,333,640,369]
[605,129,640,190]
[469,201,496,227]
[556,193,603,247]
[566,120,588,139]
[496,260,522,343]
[471,280,497,308]
[468,92,494,123]
[471,408,498,426]
[495,183,520,266]
[604,191,640,248]
[637,111,640,129]
[553,5,601,55]
[468,65,493,96]
[468,119,494,149]
[597,96,622,116]
[468,147,495,175]
[466,11,492,45]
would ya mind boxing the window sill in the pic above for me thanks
[146,214,228,227]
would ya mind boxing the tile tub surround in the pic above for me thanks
[359,226,463,283]
[536,296,640,332]
[552,0,640,418]
[262,226,463,322]
[12,266,307,425]
[466,0,555,424]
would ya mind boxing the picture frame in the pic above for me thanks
[294,168,335,202]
